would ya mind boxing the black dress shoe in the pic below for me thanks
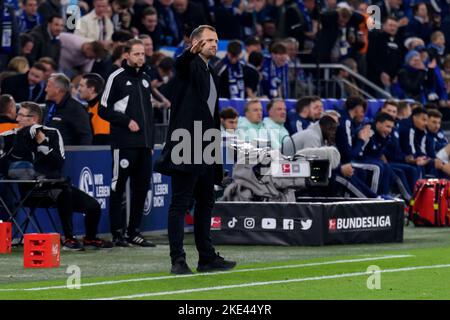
[171,259,193,275]
[197,253,237,272]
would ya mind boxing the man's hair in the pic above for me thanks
[158,57,174,72]
[112,30,134,43]
[113,0,130,9]
[337,7,352,20]
[142,6,157,17]
[296,96,314,113]
[190,25,216,40]
[398,100,410,114]
[227,40,242,57]
[138,34,152,41]
[428,109,443,119]
[20,101,43,124]
[47,14,63,24]
[283,37,299,49]
[125,39,144,53]
[49,73,71,93]
[31,62,47,73]
[244,99,261,113]
[38,57,57,71]
[382,100,399,109]
[248,51,264,67]
[319,115,338,145]
[267,98,284,113]
[0,94,14,115]
[383,15,398,24]
[269,42,287,54]
[374,112,395,124]
[245,36,261,47]
[345,96,367,111]
[82,73,105,94]
[220,107,239,120]
[310,95,321,102]
[88,41,107,59]
[431,31,444,43]
[412,107,428,117]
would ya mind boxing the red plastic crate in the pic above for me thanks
[23,233,60,268]
[0,222,12,254]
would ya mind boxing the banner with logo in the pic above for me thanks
[211,201,323,245]
[323,200,404,245]
[211,199,404,246]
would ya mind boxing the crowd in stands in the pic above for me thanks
[1,0,450,106]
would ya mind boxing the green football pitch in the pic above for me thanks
[0,225,450,300]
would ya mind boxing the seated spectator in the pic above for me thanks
[213,0,246,40]
[245,36,263,59]
[154,0,183,46]
[399,107,449,176]
[367,16,402,92]
[398,50,430,102]
[0,62,47,103]
[286,96,322,134]
[0,95,18,133]
[284,37,307,98]
[75,0,114,42]
[18,0,42,33]
[282,115,338,156]
[19,34,35,63]
[37,0,63,23]
[78,73,110,145]
[0,0,20,72]
[59,33,107,77]
[220,107,239,137]
[260,42,290,99]
[263,99,289,150]
[38,57,58,81]
[428,31,446,69]
[237,99,266,145]
[172,0,208,32]
[397,100,413,121]
[137,6,164,50]
[29,14,64,66]
[1,102,112,250]
[380,100,419,196]
[215,40,259,99]
[357,112,412,200]
[327,58,362,99]
[0,56,30,86]
[138,34,154,66]
[44,73,93,146]
[335,96,383,195]
[110,0,133,31]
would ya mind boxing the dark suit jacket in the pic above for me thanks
[155,49,223,184]
[29,24,61,66]
[0,72,46,103]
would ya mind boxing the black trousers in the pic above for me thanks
[110,148,152,237]
[56,185,101,240]
[168,166,216,264]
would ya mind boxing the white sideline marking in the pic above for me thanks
[96,263,450,300]
[0,255,413,292]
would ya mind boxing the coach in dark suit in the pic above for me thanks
[155,25,236,275]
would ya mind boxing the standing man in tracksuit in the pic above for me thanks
[99,38,156,247]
